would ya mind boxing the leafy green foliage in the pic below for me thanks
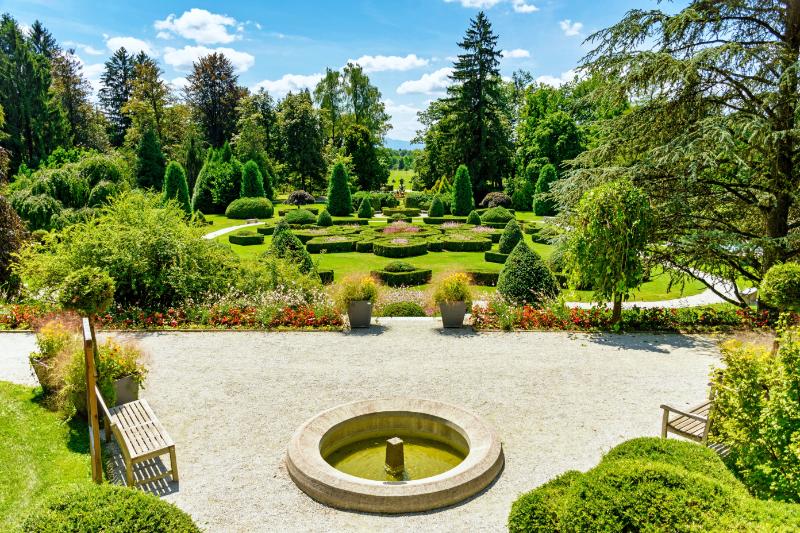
[452,164,475,216]
[466,210,482,225]
[22,484,199,532]
[191,148,242,214]
[284,208,317,225]
[357,194,374,219]
[316,209,333,227]
[225,197,274,219]
[326,162,353,216]
[533,164,557,216]
[498,219,523,254]
[429,196,445,217]
[162,161,191,214]
[240,160,265,198]
[480,192,512,208]
[134,126,165,190]
[57,267,115,316]
[88,180,119,208]
[278,90,326,191]
[343,123,389,190]
[759,263,800,312]
[711,330,800,502]
[497,241,559,305]
[511,180,534,212]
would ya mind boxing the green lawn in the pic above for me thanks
[0,382,91,530]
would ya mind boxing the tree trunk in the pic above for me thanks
[611,294,623,324]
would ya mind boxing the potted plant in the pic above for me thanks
[101,339,147,405]
[29,320,79,394]
[433,273,473,328]
[337,276,379,328]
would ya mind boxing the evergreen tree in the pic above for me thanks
[181,130,204,193]
[99,47,137,146]
[262,165,274,200]
[50,49,93,147]
[452,164,475,216]
[343,123,389,190]
[534,164,558,216]
[498,219,523,254]
[497,241,559,305]
[241,160,265,198]
[429,196,445,217]
[326,162,353,216]
[357,195,374,219]
[186,53,243,147]
[317,209,333,227]
[28,20,59,59]
[466,210,482,225]
[162,161,191,214]
[278,90,326,191]
[270,220,314,274]
[135,127,166,190]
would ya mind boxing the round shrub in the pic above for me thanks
[317,209,333,227]
[379,301,427,317]
[284,208,317,225]
[49,169,89,208]
[225,197,275,219]
[481,206,514,224]
[88,180,119,207]
[22,484,200,532]
[12,192,61,231]
[759,263,800,312]
[372,266,432,287]
[498,219,524,254]
[58,267,115,316]
[241,160,266,198]
[287,189,315,206]
[384,261,417,273]
[497,241,559,305]
[389,213,412,223]
[373,237,430,258]
[480,192,512,208]
[429,196,445,217]
[357,195,374,219]
[466,210,482,225]
[326,162,353,216]
[228,230,265,246]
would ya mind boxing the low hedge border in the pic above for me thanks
[427,239,444,252]
[279,207,319,216]
[372,238,430,258]
[481,221,514,230]
[332,219,370,226]
[305,237,357,253]
[318,269,334,285]
[257,225,275,236]
[383,207,421,217]
[441,237,492,252]
[423,216,468,225]
[524,224,542,235]
[355,240,374,253]
[371,268,433,287]
[384,215,413,223]
[466,269,500,286]
[485,251,509,264]
[228,231,265,246]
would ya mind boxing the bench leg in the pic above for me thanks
[104,416,111,443]
[169,446,179,482]
[661,409,669,439]
[124,457,135,487]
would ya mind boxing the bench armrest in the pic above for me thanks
[660,404,708,423]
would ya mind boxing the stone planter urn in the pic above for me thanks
[113,375,140,405]
[440,302,467,328]
[347,301,373,329]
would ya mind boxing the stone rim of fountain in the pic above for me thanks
[286,398,504,514]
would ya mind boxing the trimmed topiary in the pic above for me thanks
[240,160,266,198]
[270,221,314,273]
[465,269,500,286]
[371,268,432,287]
[287,190,315,207]
[383,207,421,217]
[452,164,474,216]
[22,484,200,532]
[512,179,534,212]
[481,206,514,224]
[317,209,333,227]
[466,210,482,225]
[480,192,512,209]
[498,219,523,254]
[225,197,274,219]
[228,230,265,246]
[326,162,353,216]
[357,195,374,219]
[379,301,427,317]
[372,237,430,258]
[135,127,166,190]
[306,236,357,253]
[534,164,558,216]
[429,196,445,217]
[318,269,334,284]
[759,262,800,312]
[284,209,317,226]
[497,241,559,305]
[441,234,493,252]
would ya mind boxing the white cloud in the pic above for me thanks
[154,8,241,44]
[170,77,189,91]
[559,19,583,37]
[444,0,537,12]
[385,99,422,142]
[397,68,453,95]
[74,54,105,97]
[163,45,255,73]
[64,41,104,56]
[349,54,429,73]
[502,48,530,59]
[511,0,538,13]
[105,36,154,56]
[536,69,578,87]
[252,73,324,98]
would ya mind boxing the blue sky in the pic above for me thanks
[3,0,684,141]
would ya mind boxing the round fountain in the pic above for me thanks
[286,399,504,513]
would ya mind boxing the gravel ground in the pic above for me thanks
[0,321,720,532]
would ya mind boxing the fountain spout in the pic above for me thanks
[385,437,405,476]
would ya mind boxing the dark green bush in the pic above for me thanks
[318,269,334,284]
[77,154,126,188]
[49,169,89,208]
[225,197,274,219]
[306,237,357,253]
[352,191,381,211]
[429,196,445,217]
[11,193,61,230]
[512,180,534,212]
[278,207,319,216]
[466,210,482,225]
[257,225,275,235]
[485,251,509,264]
[480,192,512,208]
[481,206,514,224]
[192,158,242,214]
[371,267,432,287]
[466,269,500,286]
[58,266,115,316]
[497,241,559,305]
[357,195,374,218]
[452,164,474,216]
[135,127,166,190]
[332,218,369,226]
[287,190,315,206]
[317,209,333,227]
[22,484,200,532]
[228,230,265,246]
[284,209,317,225]
[355,240,374,253]
[379,301,428,317]
[373,237,430,258]
[498,219,524,254]
[241,160,266,198]
[759,263,800,312]
[326,162,353,216]
[441,235,492,252]
[388,213,413,223]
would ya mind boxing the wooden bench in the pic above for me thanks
[660,400,713,444]
[96,386,178,487]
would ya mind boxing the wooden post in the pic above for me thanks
[82,317,103,483]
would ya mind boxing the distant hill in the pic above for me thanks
[383,138,423,151]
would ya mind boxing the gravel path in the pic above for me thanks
[0,321,720,532]
[202,222,263,240]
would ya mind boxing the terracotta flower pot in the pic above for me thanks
[113,375,140,405]
[347,301,373,328]
[439,302,467,328]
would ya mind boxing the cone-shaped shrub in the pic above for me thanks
[218,141,233,163]
[270,220,314,274]
[357,195,374,219]
[466,210,482,225]
[241,160,265,198]
[317,209,333,227]
[162,161,191,214]
[499,219,523,254]
[263,166,275,200]
[327,162,353,216]
[452,164,474,216]
[429,196,445,217]
[534,164,558,216]
[135,127,166,190]
[497,240,559,305]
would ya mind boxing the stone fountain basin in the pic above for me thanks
[286,398,504,514]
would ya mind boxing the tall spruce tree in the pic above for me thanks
[28,20,59,59]
[99,47,137,145]
[50,49,93,147]
[135,126,166,190]
[186,52,243,147]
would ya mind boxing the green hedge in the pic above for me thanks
[423,216,468,225]
[373,238,430,258]
[378,301,427,317]
[228,230,265,246]
[256,225,275,236]
[508,437,800,532]
[355,240,375,253]
[22,484,200,532]
[427,239,444,252]
[318,269,334,285]
[485,251,509,264]
[305,237,357,253]
[465,269,500,286]
[371,268,432,287]
[441,236,492,252]
[279,207,319,216]
[332,218,370,226]
[385,214,413,223]
[383,207,421,217]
